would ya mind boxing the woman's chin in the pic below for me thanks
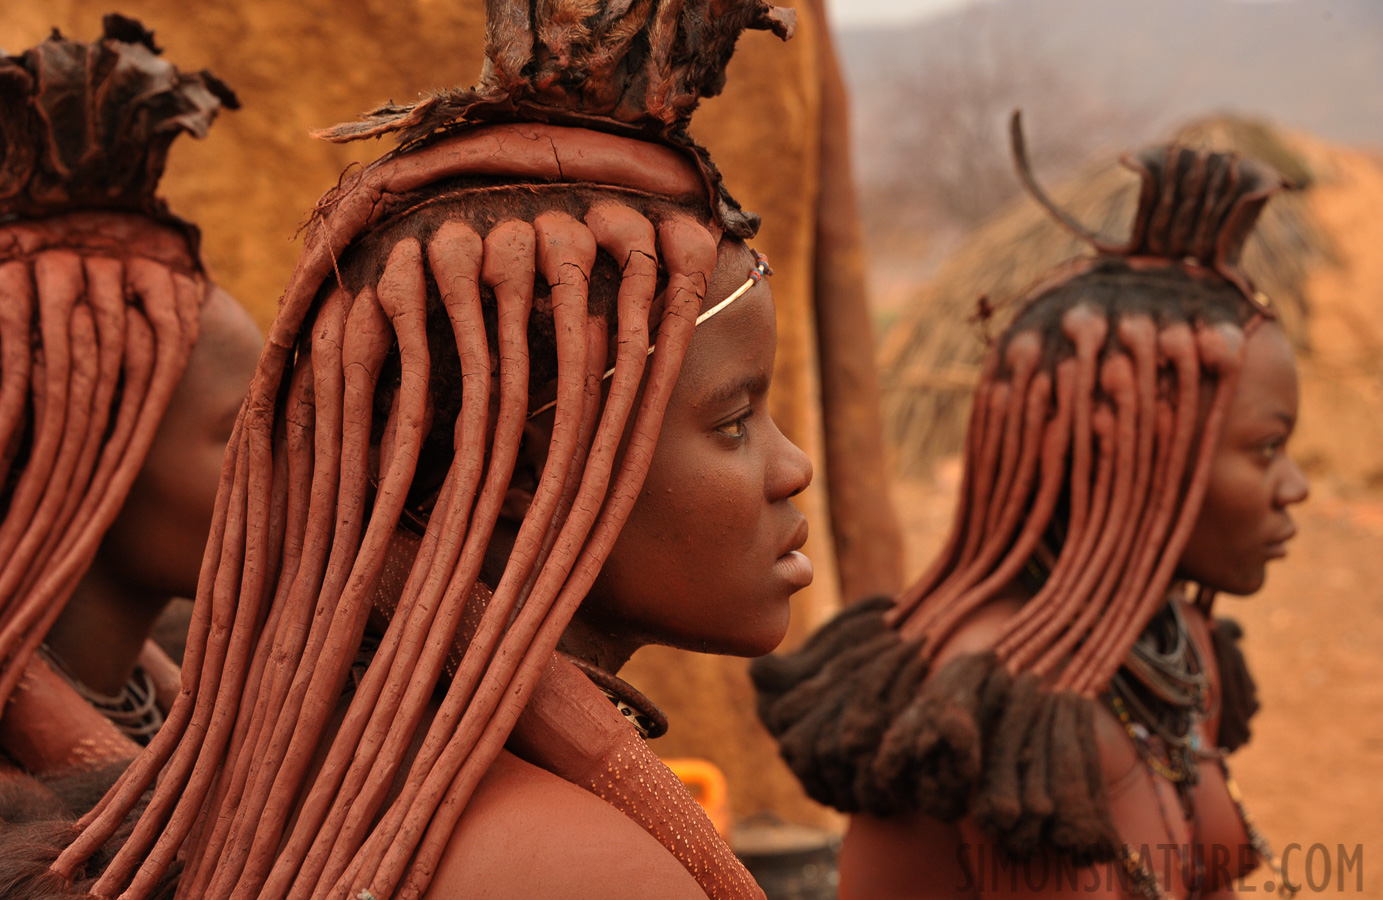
[692,607,792,658]
[737,605,794,658]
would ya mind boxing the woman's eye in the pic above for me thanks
[715,411,752,439]
[1256,438,1286,461]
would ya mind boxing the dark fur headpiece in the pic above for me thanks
[0,14,238,227]
[314,0,795,238]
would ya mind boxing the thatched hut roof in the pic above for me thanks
[879,116,1361,479]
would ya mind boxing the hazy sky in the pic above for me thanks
[826,0,1289,29]
[826,0,977,29]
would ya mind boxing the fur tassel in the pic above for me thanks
[972,672,1042,834]
[872,653,996,821]
[0,764,179,900]
[1211,616,1260,752]
[750,597,892,708]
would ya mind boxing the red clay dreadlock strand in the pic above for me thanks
[891,381,1000,639]
[0,240,203,718]
[164,294,354,897]
[17,258,126,602]
[198,258,397,898]
[987,308,1106,664]
[354,210,603,898]
[88,417,251,895]
[326,210,713,900]
[267,237,447,897]
[6,271,98,606]
[912,339,1047,643]
[390,213,716,900]
[303,223,538,900]
[296,221,535,900]
[1071,323,1247,694]
[514,220,610,621]
[181,349,314,875]
[127,295,345,900]
[983,336,1042,538]
[1020,354,1137,678]
[0,262,33,486]
[208,272,407,897]
[884,347,1001,628]
[1038,322,1176,685]
[1047,322,1204,689]
[267,221,492,899]
[286,221,528,895]
[302,212,594,900]
[919,369,1053,651]
[0,254,80,578]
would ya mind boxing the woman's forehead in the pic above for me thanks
[676,282,777,395]
[703,243,760,311]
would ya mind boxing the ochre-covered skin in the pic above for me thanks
[4,0,905,826]
[0,20,251,781]
[0,640,182,779]
[0,660,136,776]
[51,2,810,893]
[0,212,201,763]
[754,139,1309,898]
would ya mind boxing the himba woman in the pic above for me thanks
[19,1,811,898]
[753,117,1310,900]
[0,16,259,779]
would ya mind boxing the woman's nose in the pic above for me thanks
[768,423,813,501]
[1276,456,1310,507]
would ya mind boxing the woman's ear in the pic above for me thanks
[500,418,554,523]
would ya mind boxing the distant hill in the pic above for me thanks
[838,0,1383,147]
[835,0,1382,273]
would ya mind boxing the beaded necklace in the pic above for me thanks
[1104,600,1290,900]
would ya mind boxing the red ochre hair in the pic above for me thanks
[49,3,791,899]
[752,114,1287,864]
[0,16,235,768]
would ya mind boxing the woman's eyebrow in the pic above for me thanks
[695,371,769,411]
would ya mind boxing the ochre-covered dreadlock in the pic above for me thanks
[49,4,792,899]
[753,114,1287,864]
[0,16,236,772]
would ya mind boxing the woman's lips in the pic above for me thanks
[1266,525,1297,559]
[775,518,813,588]
[774,550,815,589]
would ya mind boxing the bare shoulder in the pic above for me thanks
[930,591,1026,670]
[424,750,710,900]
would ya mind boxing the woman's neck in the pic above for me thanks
[44,561,170,696]
[557,614,639,676]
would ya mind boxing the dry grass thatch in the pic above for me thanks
[879,116,1336,477]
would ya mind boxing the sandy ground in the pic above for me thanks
[891,467,1383,899]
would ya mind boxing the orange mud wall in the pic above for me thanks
[4,0,898,823]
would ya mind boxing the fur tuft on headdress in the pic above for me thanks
[314,0,794,238]
[0,14,238,227]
